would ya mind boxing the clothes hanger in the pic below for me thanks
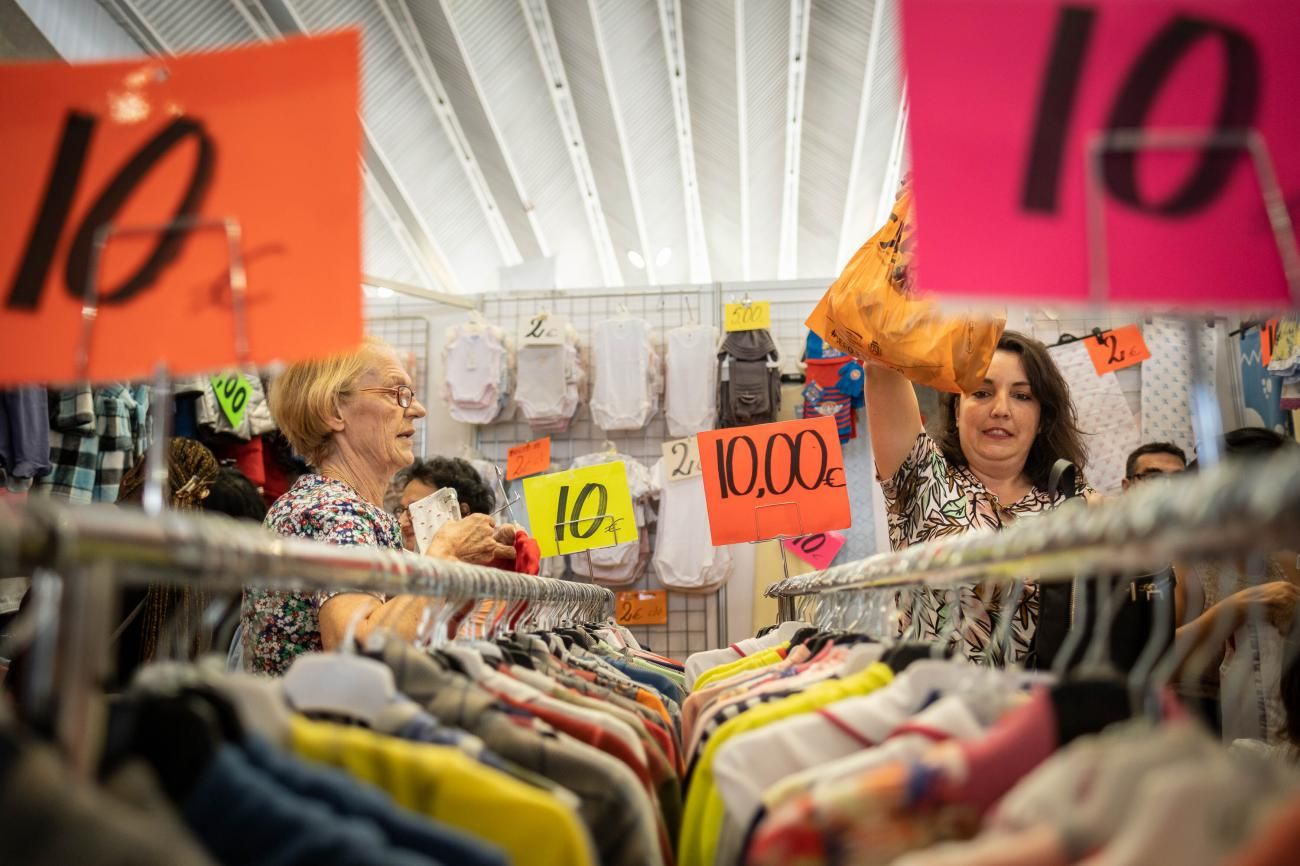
[281,602,400,727]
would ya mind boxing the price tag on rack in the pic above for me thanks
[506,436,551,481]
[1084,324,1151,375]
[0,33,362,386]
[783,531,847,571]
[661,436,702,482]
[615,590,667,626]
[520,312,566,346]
[899,0,1300,308]
[209,372,251,427]
[696,415,851,546]
[523,461,638,558]
[724,301,771,332]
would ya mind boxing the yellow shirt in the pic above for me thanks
[678,662,895,866]
[691,644,789,692]
[290,717,596,866]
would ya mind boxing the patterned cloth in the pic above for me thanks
[880,433,1090,664]
[36,385,150,504]
[1140,317,1222,459]
[241,473,403,676]
[1048,340,1139,494]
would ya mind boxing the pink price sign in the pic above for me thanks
[783,531,846,571]
[901,0,1300,308]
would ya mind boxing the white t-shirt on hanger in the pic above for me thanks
[591,318,654,431]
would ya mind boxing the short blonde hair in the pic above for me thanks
[268,336,389,466]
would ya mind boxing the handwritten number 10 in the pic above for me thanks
[6,112,215,312]
[1023,8,1259,216]
[554,482,608,542]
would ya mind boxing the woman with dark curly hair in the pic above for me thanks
[867,330,1093,663]
[393,456,498,551]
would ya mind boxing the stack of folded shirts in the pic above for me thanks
[441,322,514,425]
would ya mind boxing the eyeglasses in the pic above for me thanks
[357,385,416,409]
[1127,468,1182,482]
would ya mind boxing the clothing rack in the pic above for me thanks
[0,497,614,776]
[0,497,614,610]
[764,449,1300,614]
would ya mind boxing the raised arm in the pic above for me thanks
[866,365,925,482]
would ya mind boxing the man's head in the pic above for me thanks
[1123,442,1187,490]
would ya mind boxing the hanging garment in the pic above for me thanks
[800,357,864,442]
[567,452,658,586]
[665,324,719,436]
[1048,340,1140,494]
[442,324,513,425]
[517,326,585,432]
[717,330,781,428]
[37,384,151,504]
[0,387,50,493]
[652,459,731,593]
[591,317,661,431]
[184,375,276,442]
[1140,317,1222,458]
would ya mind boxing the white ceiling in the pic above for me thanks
[16,0,904,294]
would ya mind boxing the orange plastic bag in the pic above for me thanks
[806,185,1004,394]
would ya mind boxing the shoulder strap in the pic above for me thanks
[1048,459,1079,500]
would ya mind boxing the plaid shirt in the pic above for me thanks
[36,385,149,504]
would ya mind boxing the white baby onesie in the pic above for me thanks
[665,324,719,436]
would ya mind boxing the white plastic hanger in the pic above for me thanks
[281,602,398,727]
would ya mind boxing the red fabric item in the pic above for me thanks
[940,686,1057,814]
[260,449,291,505]
[225,436,266,488]
[1226,793,1300,866]
[488,529,541,575]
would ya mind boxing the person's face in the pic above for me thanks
[334,347,426,479]
[397,478,437,551]
[956,350,1041,475]
[1123,452,1186,490]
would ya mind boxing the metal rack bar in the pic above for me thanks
[0,498,614,613]
[765,450,1300,600]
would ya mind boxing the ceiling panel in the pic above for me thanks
[61,0,905,293]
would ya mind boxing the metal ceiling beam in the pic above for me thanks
[253,0,463,294]
[383,0,524,267]
[777,0,811,280]
[657,0,711,283]
[735,0,751,281]
[518,0,623,287]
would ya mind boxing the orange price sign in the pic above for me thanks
[696,415,852,546]
[1261,318,1280,367]
[1085,325,1151,375]
[0,33,362,385]
[506,436,551,481]
[616,590,667,627]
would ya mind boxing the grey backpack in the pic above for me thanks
[717,330,781,427]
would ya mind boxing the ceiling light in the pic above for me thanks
[627,250,645,269]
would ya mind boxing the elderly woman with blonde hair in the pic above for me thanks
[241,336,516,675]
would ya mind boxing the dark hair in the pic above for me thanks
[1126,442,1187,478]
[202,467,268,522]
[1188,426,1296,471]
[934,330,1088,490]
[401,457,496,516]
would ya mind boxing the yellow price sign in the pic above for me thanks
[523,461,639,558]
[616,590,667,626]
[724,300,771,332]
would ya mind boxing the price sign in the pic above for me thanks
[1084,325,1151,375]
[783,531,847,571]
[521,312,566,346]
[1261,318,1280,367]
[0,34,362,386]
[696,415,851,546]
[523,461,638,558]
[209,372,251,427]
[901,0,1300,308]
[661,436,702,482]
[615,590,667,626]
[506,436,551,481]
[724,301,771,332]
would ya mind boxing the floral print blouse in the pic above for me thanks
[241,473,403,676]
[879,433,1090,665]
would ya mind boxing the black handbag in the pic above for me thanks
[1025,461,1176,672]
